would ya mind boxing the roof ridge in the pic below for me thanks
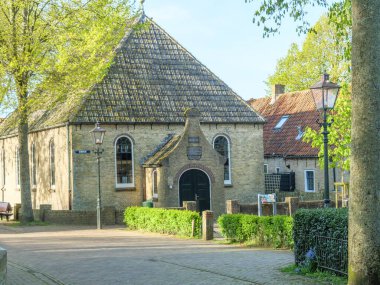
[147,18,265,123]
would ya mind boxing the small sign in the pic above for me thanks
[187,146,202,160]
[260,194,276,203]
[188,136,200,143]
[74,150,91,154]
[258,193,277,216]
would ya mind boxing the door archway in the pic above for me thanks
[179,169,211,213]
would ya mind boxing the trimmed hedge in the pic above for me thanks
[293,208,348,266]
[124,207,201,238]
[217,214,293,249]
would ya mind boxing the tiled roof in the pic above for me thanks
[72,16,264,124]
[0,15,264,137]
[141,133,181,167]
[249,90,320,158]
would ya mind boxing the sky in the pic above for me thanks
[144,0,328,100]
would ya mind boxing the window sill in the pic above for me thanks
[115,187,136,192]
[224,183,233,188]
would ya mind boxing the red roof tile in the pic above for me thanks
[249,90,320,158]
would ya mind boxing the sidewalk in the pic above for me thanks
[1,224,322,285]
[7,261,64,285]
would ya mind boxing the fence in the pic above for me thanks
[314,235,348,275]
[265,172,295,193]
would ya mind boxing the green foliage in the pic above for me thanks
[303,83,351,170]
[0,0,140,114]
[217,214,293,249]
[293,208,348,265]
[246,0,351,46]
[124,207,201,238]
[267,15,350,92]
[281,264,348,285]
[266,14,352,171]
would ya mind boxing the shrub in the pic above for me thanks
[293,208,348,269]
[124,207,201,238]
[217,214,293,249]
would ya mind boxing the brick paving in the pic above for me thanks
[0,224,322,285]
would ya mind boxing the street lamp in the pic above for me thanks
[310,73,340,207]
[90,122,106,229]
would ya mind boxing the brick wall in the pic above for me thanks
[0,126,70,211]
[72,122,264,212]
[35,205,122,225]
[227,199,341,216]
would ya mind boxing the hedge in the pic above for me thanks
[124,207,201,238]
[293,208,348,267]
[217,214,293,249]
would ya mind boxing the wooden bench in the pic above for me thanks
[0,202,13,221]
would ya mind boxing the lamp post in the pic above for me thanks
[90,122,106,229]
[310,73,340,207]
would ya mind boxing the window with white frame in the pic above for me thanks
[115,136,134,188]
[49,140,55,189]
[213,135,231,184]
[264,164,268,174]
[15,147,20,188]
[31,143,37,187]
[152,169,158,198]
[304,170,315,192]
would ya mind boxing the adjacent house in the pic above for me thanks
[0,16,265,216]
[248,85,341,196]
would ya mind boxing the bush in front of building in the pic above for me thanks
[217,214,293,249]
[293,208,348,267]
[124,207,201,238]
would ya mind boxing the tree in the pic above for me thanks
[267,15,350,92]
[246,0,380,283]
[0,0,139,222]
[267,14,352,172]
[303,83,351,171]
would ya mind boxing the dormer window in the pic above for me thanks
[274,115,289,129]
[295,126,304,140]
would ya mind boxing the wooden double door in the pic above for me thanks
[179,169,210,213]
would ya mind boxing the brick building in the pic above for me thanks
[248,85,344,196]
[0,16,265,216]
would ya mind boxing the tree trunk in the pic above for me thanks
[349,1,380,284]
[17,80,34,223]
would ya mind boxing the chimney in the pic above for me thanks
[270,84,285,104]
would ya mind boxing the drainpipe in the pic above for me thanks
[66,123,72,210]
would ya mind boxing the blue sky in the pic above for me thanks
[144,0,328,100]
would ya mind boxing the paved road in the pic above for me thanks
[0,225,321,285]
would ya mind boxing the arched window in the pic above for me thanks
[15,147,20,188]
[152,169,158,198]
[49,140,55,189]
[213,135,231,184]
[115,136,134,188]
[31,143,37,187]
